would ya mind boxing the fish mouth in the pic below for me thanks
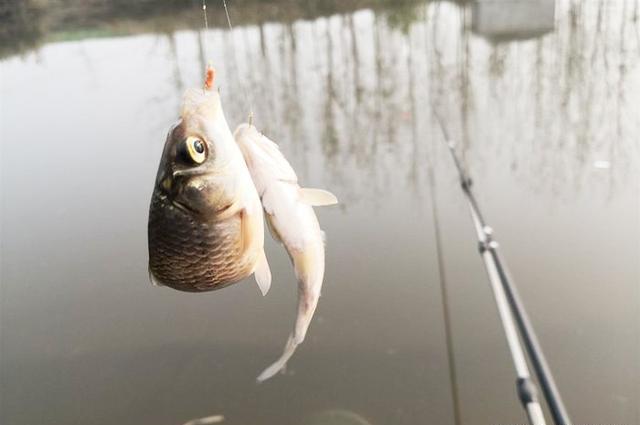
[155,170,206,216]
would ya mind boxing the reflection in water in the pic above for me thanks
[0,0,42,57]
[189,0,638,201]
[134,0,639,203]
[305,409,372,425]
[471,0,556,42]
[104,2,639,200]
[167,32,185,95]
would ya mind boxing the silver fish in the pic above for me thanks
[234,123,338,381]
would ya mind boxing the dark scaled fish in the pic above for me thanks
[148,69,271,294]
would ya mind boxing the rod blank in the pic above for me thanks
[434,111,572,425]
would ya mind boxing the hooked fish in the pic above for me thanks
[234,124,338,381]
[148,69,271,294]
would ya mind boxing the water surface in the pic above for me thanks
[1,1,639,424]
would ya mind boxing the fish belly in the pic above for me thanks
[148,195,255,292]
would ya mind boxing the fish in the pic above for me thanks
[148,68,271,295]
[234,123,338,381]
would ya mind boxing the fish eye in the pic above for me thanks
[183,136,207,164]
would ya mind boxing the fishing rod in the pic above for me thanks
[432,111,572,425]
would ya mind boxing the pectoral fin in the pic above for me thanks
[239,207,261,257]
[254,250,272,296]
[298,188,338,206]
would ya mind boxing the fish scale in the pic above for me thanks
[148,194,253,292]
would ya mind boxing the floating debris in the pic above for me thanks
[183,414,224,425]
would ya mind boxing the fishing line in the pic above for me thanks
[221,0,233,32]
[427,155,462,425]
[425,11,462,425]
[202,0,209,38]
[199,0,254,123]
[221,0,255,123]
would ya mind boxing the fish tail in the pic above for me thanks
[256,242,325,382]
[256,334,298,382]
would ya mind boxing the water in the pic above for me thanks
[1,1,639,424]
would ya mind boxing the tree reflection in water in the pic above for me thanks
[3,0,638,201]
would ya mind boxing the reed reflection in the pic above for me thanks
[6,0,636,201]
[170,2,638,200]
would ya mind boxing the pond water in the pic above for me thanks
[1,1,639,424]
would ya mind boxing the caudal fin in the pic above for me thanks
[256,246,324,382]
[256,334,298,382]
